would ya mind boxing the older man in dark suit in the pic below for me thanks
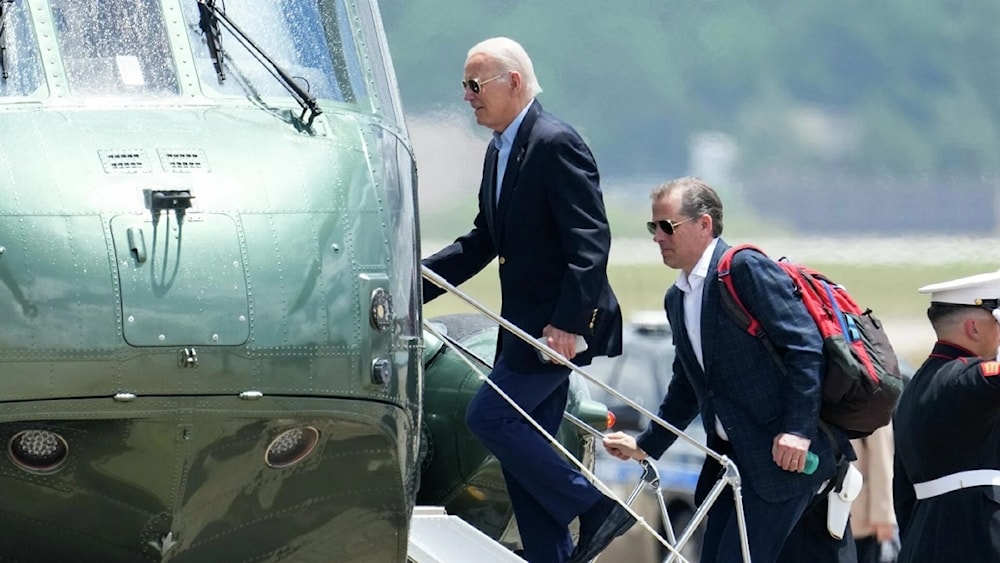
[421,37,626,563]
[603,177,855,562]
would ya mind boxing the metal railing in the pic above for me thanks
[421,265,752,562]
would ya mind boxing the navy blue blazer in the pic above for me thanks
[636,239,853,501]
[422,100,622,371]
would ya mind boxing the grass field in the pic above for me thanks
[419,191,994,364]
[424,261,986,319]
[422,260,988,365]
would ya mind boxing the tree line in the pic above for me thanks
[381,1,1000,186]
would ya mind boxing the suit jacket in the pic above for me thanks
[636,239,853,501]
[422,100,622,371]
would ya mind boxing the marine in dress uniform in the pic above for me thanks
[893,270,1000,563]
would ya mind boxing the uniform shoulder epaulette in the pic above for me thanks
[980,361,1000,377]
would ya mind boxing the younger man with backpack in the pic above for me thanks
[603,177,857,562]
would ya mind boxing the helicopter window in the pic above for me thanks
[50,0,179,97]
[0,0,44,98]
[181,0,364,104]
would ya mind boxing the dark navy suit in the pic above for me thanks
[423,100,622,562]
[636,240,854,562]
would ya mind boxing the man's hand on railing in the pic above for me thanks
[603,431,649,461]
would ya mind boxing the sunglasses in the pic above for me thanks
[646,216,696,235]
[461,74,504,94]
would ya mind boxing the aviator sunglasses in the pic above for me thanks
[462,74,504,94]
[646,216,696,235]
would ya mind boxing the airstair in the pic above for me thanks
[414,266,751,563]
[408,506,524,562]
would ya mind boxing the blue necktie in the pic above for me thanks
[494,139,505,206]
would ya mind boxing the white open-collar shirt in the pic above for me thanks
[674,237,728,440]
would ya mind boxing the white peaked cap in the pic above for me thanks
[918,269,1000,308]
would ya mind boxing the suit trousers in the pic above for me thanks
[779,493,858,563]
[466,355,603,563]
[696,436,858,562]
[699,477,813,563]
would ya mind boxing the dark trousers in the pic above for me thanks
[778,494,858,563]
[695,437,857,562]
[466,355,602,563]
[699,476,814,562]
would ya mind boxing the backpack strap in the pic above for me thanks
[717,244,784,372]
[817,420,849,495]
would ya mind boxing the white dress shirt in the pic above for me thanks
[675,238,729,440]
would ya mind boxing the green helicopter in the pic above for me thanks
[0,0,607,560]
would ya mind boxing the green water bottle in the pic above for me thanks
[803,451,819,475]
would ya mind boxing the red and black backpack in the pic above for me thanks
[717,244,904,439]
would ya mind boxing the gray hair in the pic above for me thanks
[650,177,724,237]
[468,37,543,98]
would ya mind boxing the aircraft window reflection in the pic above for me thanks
[0,0,44,98]
[50,0,180,97]
[181,0,365,104]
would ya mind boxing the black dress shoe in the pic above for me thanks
[567,504,637,563]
